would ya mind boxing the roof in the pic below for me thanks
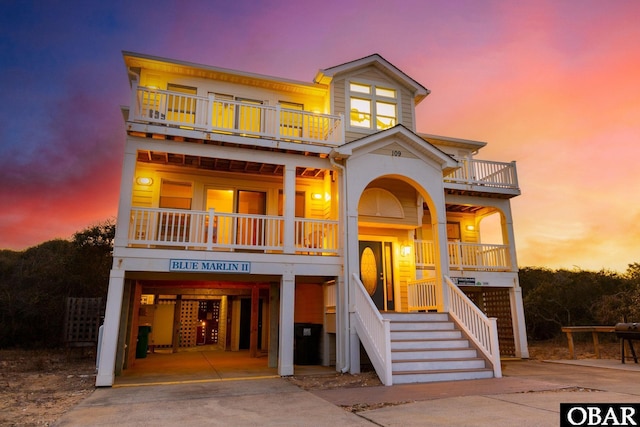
[314,54,430,104]
[122,51,328,96]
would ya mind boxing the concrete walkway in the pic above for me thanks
[54,359,640,426]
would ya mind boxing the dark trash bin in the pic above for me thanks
[294,323,322,365]
[136,325,152,359]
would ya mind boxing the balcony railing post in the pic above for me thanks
[206,208,215,250]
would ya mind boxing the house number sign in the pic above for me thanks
[391,150,402,157]
[169,259,251,273]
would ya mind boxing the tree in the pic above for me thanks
[0,220,114,348]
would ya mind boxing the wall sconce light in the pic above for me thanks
[136,177,154,186]
[311,193,323,200]
[401,245,411,257]
[466,225,475,231]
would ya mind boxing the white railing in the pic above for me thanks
[324,281,337,313]
[445,159,518,190]
[415,240,511,271]
[294,218,339,254]
[131,84,344,146]
[445,276,501,378]
[352,273,393,386]
[128,207,339,254]
[407,277,438,311]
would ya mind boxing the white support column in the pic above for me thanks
[510,286,530,358]
[278,266,295,376]
[96,269,125,387]
[349,313,361,374]
[433,215,450,312]
[113,147,137,248]
[283,165,296,253]
[500,202,519,272]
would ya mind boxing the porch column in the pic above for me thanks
[96,269,125,387]
[433,216,450,312]
[250,285,259,357]
[501,203,519,272]
[278,266,295,376]
[268,283,279,368]
[113,147,137,248]
[510,286,530,358]
[126,281,142,369]
[283,164,296,253]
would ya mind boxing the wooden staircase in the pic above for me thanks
[384,312,495,384]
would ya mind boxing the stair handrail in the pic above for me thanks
[445,276,502,378]
[351,273,393,386]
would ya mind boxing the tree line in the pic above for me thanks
[0,220,114,348]
[0,219,639,347]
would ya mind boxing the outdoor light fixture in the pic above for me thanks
[311,193,323,200]
[466,225,475,231]
[401,245,411,257]
[136,177,154,186]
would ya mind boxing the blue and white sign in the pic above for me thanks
[169,259,251,273]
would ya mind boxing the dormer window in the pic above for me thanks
[349,82,397,131]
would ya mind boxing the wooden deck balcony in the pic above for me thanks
[415,240,512,271]
[126,207,340,255]
[444,159,520,195]
[129,84,344,147]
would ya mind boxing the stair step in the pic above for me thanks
[391,330,462,340]
[389,321,454,331]
[391,338,470,350]
[392,358,486,371]
[383,312,450,322]
[392,348,478,360]
[392,368,494,384]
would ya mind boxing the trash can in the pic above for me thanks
[136,325,152,359]
[294,323,322,365]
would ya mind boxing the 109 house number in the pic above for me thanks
[391,150,402,157]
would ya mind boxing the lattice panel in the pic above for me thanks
[460,287,516,357]
[63,298,104,346]
[179,301,199,348]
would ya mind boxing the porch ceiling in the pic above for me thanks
[137,150,326,179]
[445,203,486,214]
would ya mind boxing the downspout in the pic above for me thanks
[330,153,350,374]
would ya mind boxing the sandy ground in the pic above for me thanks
[0,338,622,426]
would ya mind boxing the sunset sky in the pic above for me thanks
[1,0,639,272]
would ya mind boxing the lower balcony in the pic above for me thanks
[127,207,339,255]
[415,240,512,271]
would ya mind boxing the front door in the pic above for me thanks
[359,241,395,311]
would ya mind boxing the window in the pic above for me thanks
[210,93,235,131]
[279,101,304,138]
[159,180,192,209]
[166,84,197,125]
[349,82,397,130]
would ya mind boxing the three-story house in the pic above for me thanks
[96,52,528,387]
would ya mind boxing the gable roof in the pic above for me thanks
[331,125,459,173]
[314,54,430,105]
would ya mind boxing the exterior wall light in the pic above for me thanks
[136,177,154,186]
[401,245,411,257]
[311,193,323,200]
[466,225,475,231]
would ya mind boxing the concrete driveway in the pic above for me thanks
[54,359,640,426]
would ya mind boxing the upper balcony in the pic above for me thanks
[128,84,344,148]
[444,158,520,197]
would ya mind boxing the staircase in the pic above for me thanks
[384,312,495,384]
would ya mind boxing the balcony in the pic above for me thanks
[129,85,344,147]
[415,240,512,271]
[127,207,339,255]
[444,159,519,195]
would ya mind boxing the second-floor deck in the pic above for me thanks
[124,208,514,271]
[128,85,520,194]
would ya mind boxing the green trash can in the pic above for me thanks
[136,325,152,359]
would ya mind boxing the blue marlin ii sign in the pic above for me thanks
[169,259,251,273]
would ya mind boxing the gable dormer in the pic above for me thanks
[315,54,429,141]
